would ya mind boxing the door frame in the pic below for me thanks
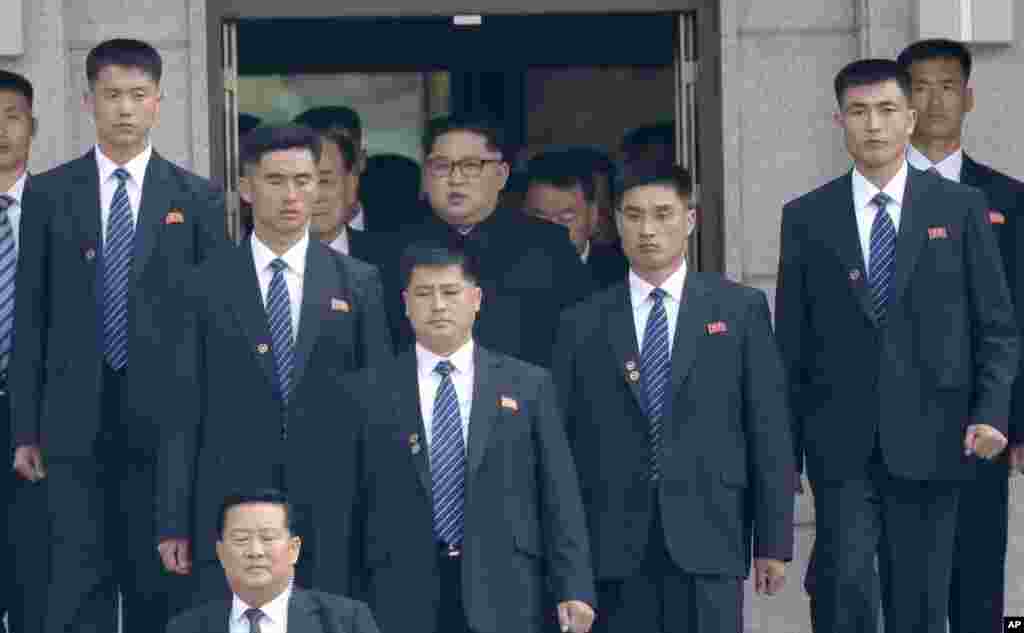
[205,0,724,272]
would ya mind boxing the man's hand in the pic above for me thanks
[964,424,1008,460]
[1008,444,1024,475]
[13,445,46,482]
[557,600,595,633]
[158,538,192,575]
[753,558,786,596]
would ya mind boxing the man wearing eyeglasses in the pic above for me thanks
[380,116,589,369]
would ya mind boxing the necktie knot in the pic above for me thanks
[112,168,130,184]
[435,360,454,377]
[872,192,893,210]
[650,287,668,304]
[0,195,13,213]
[243,608,263,633]
[270,258,287,274]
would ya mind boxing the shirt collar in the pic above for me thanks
[4,172,27,205]
[95,143,152,188]
[251,230,309,278]
[906,144,963,182]
[580,240,591,264]
[416,338,475,377]
[329,225,349,254]
[231,583,293,627]
[852,159,908,212]
[348,203,365,231]
[628,259,688,310]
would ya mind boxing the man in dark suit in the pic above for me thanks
[157,125,392,606]
[524,149,628,293]
[896,38,1024,633]
[0,69,41,633]
[554,165,794,633]
[380,116,589,368]
[307,130,385,267]
[349,244,596,633]
[775,59,1018,633]
[11,40,227,633]
[294,106,369,231]
[167,489,380,633]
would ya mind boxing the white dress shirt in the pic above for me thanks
[580,240,591,264]
[251,232,308,337]
[852,161,908,275]
[906,144,963,182]
[3,172,27,255]
[416,339,475,448]
[96,144,151,244]
[229,584,292,633]
[349,203,365,231]
[629,261,687,353]
[328,225,350,256]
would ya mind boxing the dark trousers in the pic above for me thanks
[26,366,190,633]
[811,464,959,633]
[804,528,882,632]
[594,495,742,633]
[949,458,1009,633]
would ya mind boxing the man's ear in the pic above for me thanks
[239,175,253,205]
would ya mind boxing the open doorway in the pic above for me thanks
[207,4,720,271]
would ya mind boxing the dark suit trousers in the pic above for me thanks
[811,458,959,633]
[803,527,881,632]
[949,458,1009,633]
[34,366,189,633]
[594,493,742,633]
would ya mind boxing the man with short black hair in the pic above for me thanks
[167,489,380,633]
[349,243,595,633]
[898,37,1024,633]
[555,165,793,633]
[307,130,384,265]
[382,115,589,368]
[294,106,369,231]
[0,68,38,633]
[775,58,1018,633]
[12,38,228,633]
[525,149,628,291]
[157,124,392,607]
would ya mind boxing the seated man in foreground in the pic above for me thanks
[167,489,379,633]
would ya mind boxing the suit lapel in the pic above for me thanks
[227,241,276,390]
[288,589,325,633]
[888,168,929,309]
[133,152,172,283]
[823,173,876,323]
[291,244,339,393]
[70,151,103,257]
[394,352,431,499]
[663,273,709,417]
[960,154,986,190]
[467,346,501,481]
[605,284,645,413]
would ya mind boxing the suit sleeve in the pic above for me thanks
[195,185,229,262]
[355,266,394,364]
[1011,188,1024,444]
[551,309,577,434]
[534,371,596,608]
[773,202,807,474]
[743,291,796,562]
[155,269,203,541]
[964,190,1020,432]
[10,183,52,450]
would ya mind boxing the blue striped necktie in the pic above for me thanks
[102,168,133,370]
[267,258,295,407]
[0,195,16,370]
[641,287,671,481]
[431,360,465,546]
[868,192,896,324]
